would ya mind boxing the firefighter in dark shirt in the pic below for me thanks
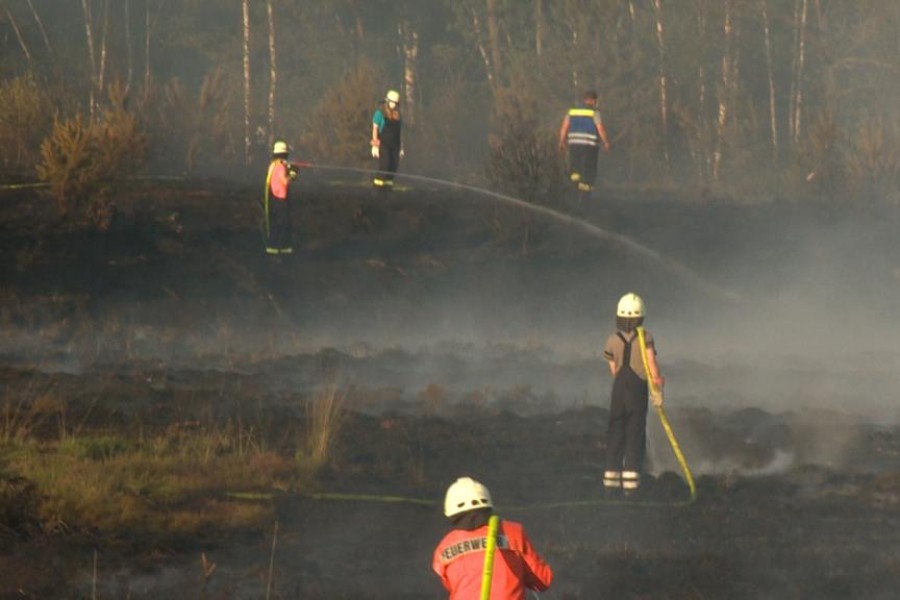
[370,89,403,190]
[558,89,611,197]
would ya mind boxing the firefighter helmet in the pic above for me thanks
[616,293,645,318]
[272,140,289,155]
[385,89,400,104]
[444,477,493,517]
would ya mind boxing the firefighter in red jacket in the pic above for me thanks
[432,476,553,599]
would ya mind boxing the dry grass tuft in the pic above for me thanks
[302,383,349,469]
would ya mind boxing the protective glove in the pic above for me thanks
[399,148,405,159]
[650,377,665,407]
[371,144,380,159]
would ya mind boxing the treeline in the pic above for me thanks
[1,0,898,205]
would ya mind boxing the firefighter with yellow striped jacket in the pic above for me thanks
[602,293,664,496]
[558,90,611,195]
[263,140,297,255]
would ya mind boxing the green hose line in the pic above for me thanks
[0,182,48,191]
[480,515,499,600]
[637,326,697,501]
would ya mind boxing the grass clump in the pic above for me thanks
[0,429,302,544]
[300,383,349,470]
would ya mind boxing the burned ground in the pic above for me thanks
[1,175,900,599]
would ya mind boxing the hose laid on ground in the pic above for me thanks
[636,326,697,501]
[480,515,499,600]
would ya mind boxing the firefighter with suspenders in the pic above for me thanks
[602,293,665,496]
[370,89,404,190]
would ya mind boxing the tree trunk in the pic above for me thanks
[144,1,151,103]
[652,0,670,171]
[5,8,32,62]
[485,0,502,86]
[24,0,52,55]
[267,0,277,146]
[80,0,97,120]
[713,0,734,181]
[790,0,809,146]
[695,0,709,182]
[242,0,251,165]
[760,0,779,162]
[469,7,494,90]
[98,0,109,99]
[125,0,132,93]
[401,21,419,125]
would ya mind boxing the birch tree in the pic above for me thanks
[267,0,277,145]
[400,19,419,125]
[713,0,736,180]
[760,0,779,162]
[24,0,52,55]
[788,0,809,148]
[80,0,98,120]
[4,7,32,63]
[242,0,251,165]
[652,0,670,170]
[97,0,109,101]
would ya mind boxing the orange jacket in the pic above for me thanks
[267,159,290,200]
[432,519,553,600]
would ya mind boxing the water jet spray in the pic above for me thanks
[296,163,741,304]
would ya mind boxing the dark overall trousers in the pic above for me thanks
[604,332,649,493]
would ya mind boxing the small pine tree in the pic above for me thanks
[36,83,146,229]
[301,61,381,167]
[486,86,565,202]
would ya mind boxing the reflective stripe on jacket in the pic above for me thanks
[566,107,600,146]
[432,519,553,600]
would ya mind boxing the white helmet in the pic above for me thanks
[272,140,289,155]
[385,89,400,104]
[444,477,493,517]
[616,292,645,318]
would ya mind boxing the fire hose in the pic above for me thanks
[637,326,697,501]
[480,514,499,600]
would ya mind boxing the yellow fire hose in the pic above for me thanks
[637,326,697,501]
[480,514,499,600]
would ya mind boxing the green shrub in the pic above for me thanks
[154,68,234,171]
[845,115,900,199]
[486,86,566,201]
[36,83,146,228]
[0,470,40,534]
[0,73,53,175]
[300,61,380,167]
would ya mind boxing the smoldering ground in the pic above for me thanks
[2,178,900,598]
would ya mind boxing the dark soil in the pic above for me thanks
[2,175,900,599]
